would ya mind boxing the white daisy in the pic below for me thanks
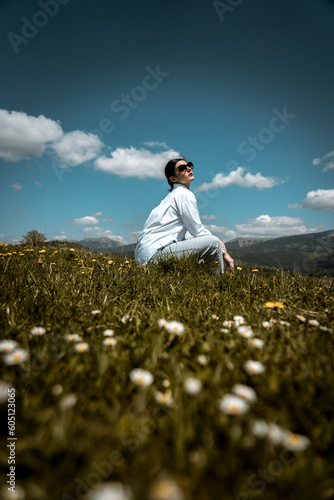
[233,315,245,326]
[121,313,131,323]
[0,484,25,500]
[130,368,154,386]
[0,340,18,353]
[218,394,249,415]
[51,384,63,396]
[232,384,257,403]
[262,321,271,329]
[65,334,82,342]
[197,354,208,366]
[31,326,46,336]
[320,326,332,333]
[250,419,269,438]
[60,393,78,410]
[155,391,174,406]
[223,320,233,328]
[308,319,320,327]
[283,432,310,452]
[267,423,288,445]
[296,314,306,322]
[91,310,101,315]
[165,321,185,335]
[4,349,29,365]
[158,318,168,330]
[243,360,265,375]
[74,342,89,352]
[88,482,133,500]
[103,329,115,337]
[237,325,254,338]
[103,338,118,347]
[184,377,202,395]
[249,338,264,349]
[148,478,183,500]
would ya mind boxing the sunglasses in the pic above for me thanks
[176,162,194,172]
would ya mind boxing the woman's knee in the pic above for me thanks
[207,235,221,250]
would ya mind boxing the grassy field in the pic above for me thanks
[0,243,333,500]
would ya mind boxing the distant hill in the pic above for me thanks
[225,229,334,275]
[78,237,124,253]
[225,237,272,250]
[46,230,334,275]
[46,238,136,256]
[77,238,137,257]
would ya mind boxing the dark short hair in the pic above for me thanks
[164,157,186,192]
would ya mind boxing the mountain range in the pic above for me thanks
[224,230,334,275]
[49,230,334,275]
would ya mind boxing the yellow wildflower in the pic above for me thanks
[263,301,285,309]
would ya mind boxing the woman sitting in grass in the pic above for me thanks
[135,157,234,274]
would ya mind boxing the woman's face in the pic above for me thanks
[170,160,195,188]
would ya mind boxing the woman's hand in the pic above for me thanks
[223,252,234,273]
[220,240,234,273]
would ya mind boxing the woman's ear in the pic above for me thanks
[169,176,177,184]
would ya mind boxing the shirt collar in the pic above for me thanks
[173,183,189,191]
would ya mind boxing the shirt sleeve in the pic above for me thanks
[176,190,212,238]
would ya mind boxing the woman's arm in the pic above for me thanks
[176,190,212,238]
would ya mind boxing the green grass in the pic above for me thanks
[0,244,333,500]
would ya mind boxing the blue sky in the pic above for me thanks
[0,0,333,244]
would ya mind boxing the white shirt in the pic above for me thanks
[135,184,212,265]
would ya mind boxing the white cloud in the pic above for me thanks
[15,209,27,213]
[10,183,23,191]
[131,230,142,241]
[94,146,180,179]
[0,109,104,167]
[82,227,123,241]
[52,130,104,166]
[69,216,100,226]
[287,203,302,209]
[92,211,103,217]
[204,225,237,239]
[302,189,334,212]
[102,218,113,223]
[201,215,220,221]
[35,182,43,187]
[312,150,334,172]
[235,215,319,237]
[0,109,63,162]
[196,167,282,192]
[144,141,169,149]
[52,232,67,241]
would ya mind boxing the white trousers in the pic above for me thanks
[150,235,224,275]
